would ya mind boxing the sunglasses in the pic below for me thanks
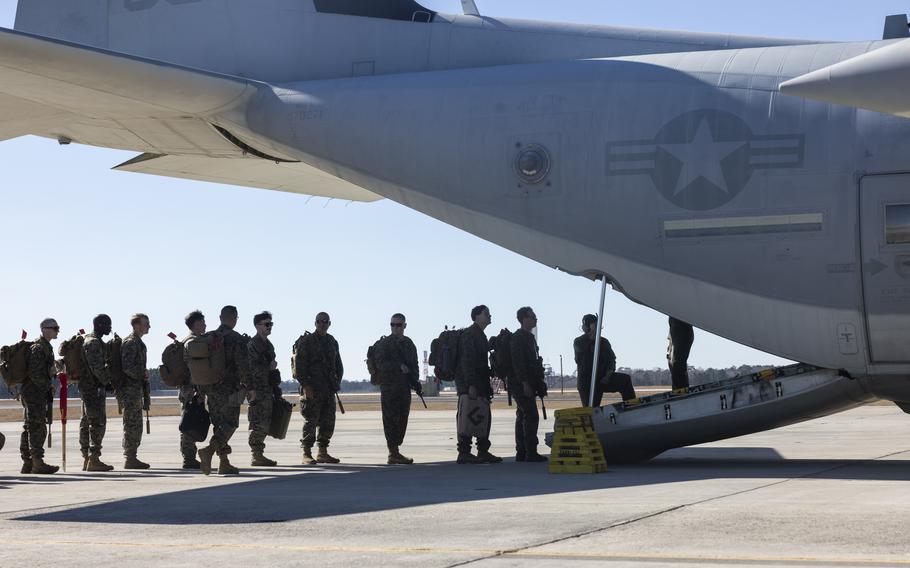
[259,322,274,328]
[390,323,404,328]
[43,326,60,331]
[316,320,331,325]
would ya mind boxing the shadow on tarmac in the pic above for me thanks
[11,447,910,524]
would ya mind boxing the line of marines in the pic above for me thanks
[6,305,693,475]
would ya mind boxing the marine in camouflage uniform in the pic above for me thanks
[247,312,277,466]
[19,318,60,474]
[454,305,501,464]
[574,314,636,407]
[375,314,422,465]
[197,307,251,475]
[118,314,151,469]
[294,312,343,464]
[509,308,548,462]
[80,315,114,472]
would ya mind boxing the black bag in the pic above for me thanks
[179,395,210,443]
[269,392,294,440]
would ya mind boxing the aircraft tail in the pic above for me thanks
[14,0,110,48]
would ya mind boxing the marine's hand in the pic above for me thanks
[468,385,478,400]
[248,390,256,402]
[270,360,278,371]
[400,363,410,374]
[304,386,314,400]
[415,384,423,397]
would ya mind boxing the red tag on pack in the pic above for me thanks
[20,329,26,340]
[168,332,177,341]
[79,329,85,335]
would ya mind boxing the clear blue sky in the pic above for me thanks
[1,1,902,380]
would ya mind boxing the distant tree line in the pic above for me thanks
[1,365,772,398]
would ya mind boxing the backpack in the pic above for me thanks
[185,331,226,386]
[429,328,463,382]
[159,333,189,388]
[58,330,88,383]
[108,334,125,391]
[291,333,308,380]
[489,328,513,380]
[0,331,31,388]
[366,336,385,386]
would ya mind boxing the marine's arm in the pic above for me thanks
[84,338,111,385]
[406,339,420,389]
[27,342,51,390]
[121,338,145,382]
[333,338,344,391]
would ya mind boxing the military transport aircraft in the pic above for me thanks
[2,0,909,460]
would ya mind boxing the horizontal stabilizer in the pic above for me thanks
[115,154,382,203]
[780,39,910,117]
[0,27,261,155]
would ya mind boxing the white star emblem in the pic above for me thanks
[660,118,746,196]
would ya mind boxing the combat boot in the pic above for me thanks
[182,457,201,470]
[477,450,503,464]
[524,452,548,463]
[86,456,114,472]
[302,447,317,465]
[198,445,215,476]
[251,453,277,467]
[31,457,59,475]
[457,452,482,465]
[387,448,414,465]
[20,459,32,474]
[124,456,150,470]
[316,447,340,464]
[218,456,240,475]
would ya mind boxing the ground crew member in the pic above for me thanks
[668,317,695,391]
[196,306,250,475]
[375,313,422,465]
[178,310,205,470]
[455,305,501,465]
[294,312,343,465]
[80,314,114,472]
[247,311,278,467]
[19,318,60,475]
[574,314,636,407]
[509,307,548,463]
[119,313,151,469]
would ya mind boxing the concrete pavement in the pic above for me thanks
[1,405,909,567]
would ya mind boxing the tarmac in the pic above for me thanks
[1,404,909,567]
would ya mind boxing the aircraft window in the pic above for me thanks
[313,0,436,23]
[885,204,910,245]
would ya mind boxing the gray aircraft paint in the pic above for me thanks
[4,2,909,414]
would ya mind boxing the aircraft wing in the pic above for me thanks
[780,39,910,118]
[0,26,258,154]
[114,154,381,202]
[0,27,382,202]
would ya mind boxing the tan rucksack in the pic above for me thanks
[58,330,88,383]
[0,331,31,388]
[108,334,125,391]
[159,333,189,388]
[185,332,225,386]
[291,333,308,380]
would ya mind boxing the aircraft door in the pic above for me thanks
[861,174,910,363]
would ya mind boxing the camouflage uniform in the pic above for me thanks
[454,323,493,454]
[375,335,419,450]
[178,382,198,461]
[295,332,343,450]
[509,329,546,457]
[19,338,54,460]
[574,334,636,406]
[247,334,275,454]
[117,332,147,458]
[198,326,249,457]
[80,332,110,458]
